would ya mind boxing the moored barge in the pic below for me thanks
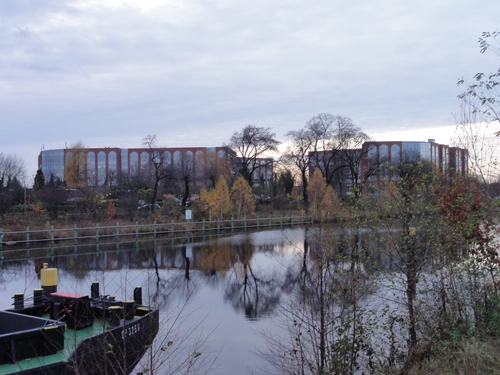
[0,264,159,374]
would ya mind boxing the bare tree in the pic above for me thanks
[173,151,195,207]
[453,97,500,188]
[64,140,88,188]
[40,173,68,220]
[284,114,371,199]
[457,30,500,135]
[260,227,374,375]
[0,152,26,188]
[142,135,171,213]
[0,153,26,218]
[228,125,280,187]
[454,31,500,189]
[307,114,370,191]
[374,155,438,352]
[283,128,314,204]
[198,149,233,189]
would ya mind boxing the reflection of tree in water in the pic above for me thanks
[223,237,281,320]
[130,245,218,375]
[261,227,376,375]
[141,245,201,311]
[200,242,233,284]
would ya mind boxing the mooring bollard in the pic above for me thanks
[13,293,24,309]
[33,289,43,305]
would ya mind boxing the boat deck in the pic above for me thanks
[1,317,109,374]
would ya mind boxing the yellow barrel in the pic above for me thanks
[41,263,58,287]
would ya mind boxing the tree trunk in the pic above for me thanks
[301,169,309,205]
[182,175,190,206]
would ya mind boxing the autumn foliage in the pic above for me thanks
[230,176,256,219]
[307,169,341,220]
[200,177,232,220]
[436,178,498,261]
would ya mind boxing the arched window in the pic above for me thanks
[379,144,389,161]
[130,152,138,176]
[141,151,149,170]
[174,151,182,164]
[87,152,95,185]
[121,149,129,176]
[108,151,117,185]
[367,145,376,159]
[185,151,194,170]
[390,144,400,164]
[195,150,204,176]
[98,151,106,185]
[108,151,117,172]
[163,151,171,165]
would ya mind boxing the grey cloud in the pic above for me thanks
[1,0,499,179]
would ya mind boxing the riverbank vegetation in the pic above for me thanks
[254,170,500,374]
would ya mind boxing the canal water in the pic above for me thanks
[0,227,309,374]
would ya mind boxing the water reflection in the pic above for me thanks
[0,226,402,374]
[0,227,401,313]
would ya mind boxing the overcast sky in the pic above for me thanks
[1,0,499,178]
